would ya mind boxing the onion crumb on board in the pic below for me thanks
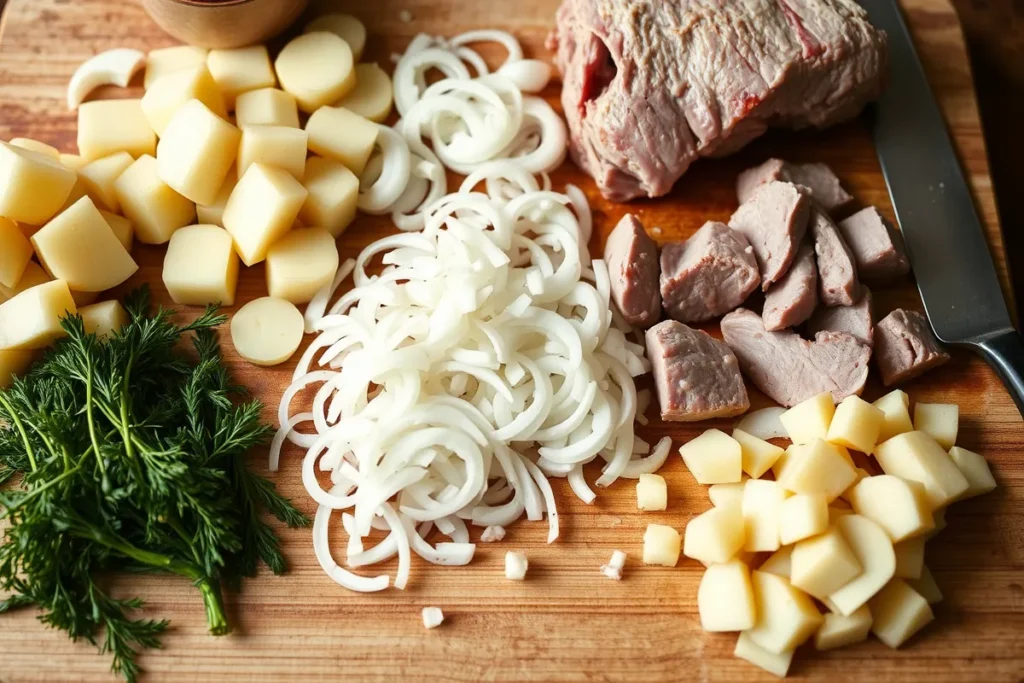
[422,607,444,629]
[481,525,506,543]
[505,551,528,580]
[600,550,627,580]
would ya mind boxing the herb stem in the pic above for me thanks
[0,393,36,472]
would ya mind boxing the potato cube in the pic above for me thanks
[814,605,872,651]
[0,216,33,288]
[780,392,835,444]
[778,493,828,545]
[299,156,359,237]
[60,153,88,171]
[741,479,785,552]
[874,431,969,509]
[679,429,742,485]
[826,395,884,454]
[30,197,138,292]
[156,99,240,206]
[732,428,784,479]
[196,170,236,227]
[0,142,77,225]
[873,389,913,444]
[305,105,378,175]
[235,88,300,128]
[948,446,997,500]
[162,225,240,306]
[77,99,155,161]
[869,579,934,648]
[0,279,77,349]
[237,125,307,180]
[11,138,59,159]
[635,473,668,511]
[790,526,862,599]
[145,45,208,89]
[839,467,870,502]
[759,546,792,579]
[79,300,128,338]
[907,566,943,604]
[708,479,747,508]
[275,32,356,113]
[847,475,933,542]
[642,523,681,567]
[141,65,227,136]
[828,514,896,616]
[698,561,756,632]
[57,171,91,215]
[99,211,133,252]
[223,164,307,266]
[734,632,793,678]
[893,536,926,580]
[79,152,134,213]
[777,439,857,502]
[683,504,744,565]
[266,225,338,303]
[746,570,823,654]
[113,155,196,245]
[913,402,958,450]
[339,63,394,123]
[206,45,277,109]
[0,261,49,300]
[770,448,790,479]
[0,347,33,387]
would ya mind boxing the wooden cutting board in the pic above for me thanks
[0,1,1021,681]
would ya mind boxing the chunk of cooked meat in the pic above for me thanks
[728,181,811,290]
[809,207,860,306]
[604,213,660,327]
[874,308,950,386]
[837,207,910,282]
[737,159,854,214]
[806,287,873,344]
[763,242,818,331]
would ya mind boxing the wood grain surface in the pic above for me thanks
[0,1,1022,681]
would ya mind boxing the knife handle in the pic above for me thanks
[974,329,1024,418]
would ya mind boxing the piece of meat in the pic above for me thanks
[604,214,660,327]
[806,287,873,344]
[873,309,950,386]
[763,242,818,331]
[837,207,910,282]
[720,308,871,407]
[728,181,810,290]
[737,159,854,214]
[549,0,888,200]
[810,207,860,306]
[660,221,760,323]
[645,320,750,421]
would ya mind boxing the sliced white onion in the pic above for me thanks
[496,60,553,93]
[67,48,145,110]
[358,126,412,214]
[735,407,788,441]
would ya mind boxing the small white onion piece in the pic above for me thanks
[734,407,788,440]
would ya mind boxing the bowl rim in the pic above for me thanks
[166,0,256,7]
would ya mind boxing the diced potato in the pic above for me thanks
[77,99,155,161]
[0,348,34,388]
[708,479,747,508]
[299,156,359,237]
[57,172,90,215]
[141,65,227,135]
[338,63,394,123]
[237,125,308,180]
[893,536,926,580]
[196,170,236,227]
[230,296,304,366]
[683,504,744,565]
[913,403,958,450]
[78,300,128,338]
[0,261,49,300]
[679,429,742,485]
[734,632,793,678]
[235,87,300,128]
[770,448,790,479]
[827,514,896,616]
[304,13,367,61]
[11,138,59,159]
[206,45,277,109]
[0,279,77,349]
[275,32,356,113]
[847,475,933,542]
[873,389,913,444]
[60,153,89,171]
[157,99,241,205]
[759,546,792,579]
[0,142,77,225]
[635,473,668,511]
[948,446,997,500]
[30,197,137,292]
[99,211,133,252]
[698,561,756,632]
[145,45,208,89]
[778,493,828,545]
[223,163,308,266]
[874,431,969,509]
[79,151,134,212]
[162,225,239,306]
[741,479,785,552]
[839,467,870,502]
[777,439,857,502]
[305,105,379,175]
[113,155,196,245]
[814,605,872,651]
[746,570,823,654]
[642,523,681,567]
[826,395,884,454]
[907,565,943,604]
[733,428,784,479]
[780,392,835,444]
[0,216,33,288]
[790,526,862,599]
[869,579,934,648]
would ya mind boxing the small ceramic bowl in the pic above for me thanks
[142,0,311,49]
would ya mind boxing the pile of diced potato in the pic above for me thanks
[0,14,393,382]
[640,390,996,677]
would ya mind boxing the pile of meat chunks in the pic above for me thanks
[608,159,951,421]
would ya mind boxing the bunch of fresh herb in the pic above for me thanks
[0,287,307,682]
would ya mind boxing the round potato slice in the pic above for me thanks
[338,64,393,123]
[231,296,304,366]
[304,13,367,61]
[275,32,355,113]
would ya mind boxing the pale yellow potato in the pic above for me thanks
[814,605,872,651]
[57,172,91,215]
[265,226,338,304]
[636,473,668,511]
[145,45,209,89]
[114,155,196,245]
[231,296,304,366]
[873,389,913,444]
[732,428,784,479]
[838,467,870,502]
[0,216,33,288]
[0,279,77,349]
[77,99,155,161]
[869,579,934,648]
[235,88,300,128]
[828,502,854,525]
[99,211,133,252]
[780,392,835,444]
[275,32,356,113]
[827,514,895,616]
[679,429,742,485]
[893,536,926,580]
[30,197,138,293]
[223,163,308,266]
[683,503,744,565]
[874,431,969,509]
[157,99,241,206]
[741,479,785,552]
[790,526,862,599]
[708,478,747,508]
[337,63,393,122]
[778,493,828,545]
[237,125,308,180]
[746,570,823,654]
[642,523,681,567]
[141,65,227,136]
[304,13,366,61]
[60,153,89,171]
[196,170,237,227]
[734,632,793,678]
[306,105,379,175]
[299,156,359,237]
[79,151,134,212]
[948,446,997,500]
[826,395,884,454]
[0,261,49,300]
[79,300,128,339]
[777,439,858,502]
[162,224,239,306]
[913,402,958,450]
[759,546,793,579]
[206,45,277,109]
[0,348,34,387]
[847,475,934,542]
[698,561,755,632]
[0,142,77,225]
[11,138,60,159]
[907,565,943,604]
[770,448,789,479]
